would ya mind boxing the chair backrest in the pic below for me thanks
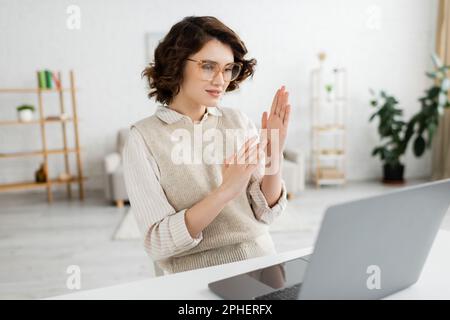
[117,128,130,153]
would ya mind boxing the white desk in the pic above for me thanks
[49,230,450,300]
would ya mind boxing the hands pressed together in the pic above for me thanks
[219,86,291,201]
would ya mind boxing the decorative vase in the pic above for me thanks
[35,163,47,183]
[18,109,34,122]
[382,163,405,184]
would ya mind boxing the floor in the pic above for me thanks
[0,179,449,300]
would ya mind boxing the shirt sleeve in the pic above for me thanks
[237,110,289,224]
[122,128,203,261]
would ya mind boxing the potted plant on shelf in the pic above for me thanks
[35,163,47,183]
[17,104,35,122]
[369,53,450,183]
[369,90,407,183]
[325,83,333,102]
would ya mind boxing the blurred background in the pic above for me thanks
[1,0,449,299]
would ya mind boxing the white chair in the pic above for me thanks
[282,148,305,199]
[104,129,130,207]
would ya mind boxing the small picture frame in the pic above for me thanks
[145,32,166,64]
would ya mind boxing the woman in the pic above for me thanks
[123,16,291,274]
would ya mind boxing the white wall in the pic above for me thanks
[0,0,439,190]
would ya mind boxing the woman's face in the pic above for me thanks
[179,39,234,107]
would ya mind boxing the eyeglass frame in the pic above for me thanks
[186,58,243,82]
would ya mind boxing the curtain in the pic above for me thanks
[432,0,450,180]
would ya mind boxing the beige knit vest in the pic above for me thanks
[132,107,275,273]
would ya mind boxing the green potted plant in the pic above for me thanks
[325,83,333,102]
[369,53,450,183]
[369,90,407,183]
[403,53,450,158]
[17,104,35,122]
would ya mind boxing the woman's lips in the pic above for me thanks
[205,90,222,98]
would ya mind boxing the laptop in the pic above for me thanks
[208,179,450,300]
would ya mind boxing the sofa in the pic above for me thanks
[104,129,130,208]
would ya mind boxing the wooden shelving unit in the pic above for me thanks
[0,118,74,125]
[0,70,85,202]
[310,53,347,188]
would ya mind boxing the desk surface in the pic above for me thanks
[49,230,450,300]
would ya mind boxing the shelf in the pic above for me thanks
[314,149,345,160]
[317,155,345,161]
[0,177,87,192]
[312,97,347,102]
[0,88,75,93]
[311,60,347,187]
[314,149,345,155]
[0,70,85,202]
[313,124,345,131]
[317,178,346,185]
[318,167,345,179]
[317,168,345,185]
[0,118,74,125]
[0,148,80,159]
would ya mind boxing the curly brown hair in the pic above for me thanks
[142,16,257,105]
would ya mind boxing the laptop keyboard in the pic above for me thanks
[300,254,313,262]
[254,283,302,300]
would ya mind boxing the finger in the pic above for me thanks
[259,134,269,151]
[255,143,264,164]
[284,91,289,110]
[275,86,285,116]
[225,153,234,163]
[238,136,257,154]
[283,104,291,126]
[245,149,259,168]
[237,136,258,163]
[240,142,258,165]
[270,88,280,116]
[259,128,269,150]
[261,111,268,130]
[254,142,266,165]
[255,144,262,162]
[245,143,258,164]
[258,133,267,153]
[224,152,236,167]
[280,90,289,116]
[245,163,258,174]
[280,102,287,122]
[247,154,258,167]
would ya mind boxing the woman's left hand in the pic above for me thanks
[261,85,291,157]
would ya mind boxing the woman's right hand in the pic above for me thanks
[218,136,263,201]
[184,136,267,239]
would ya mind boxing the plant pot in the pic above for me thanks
[18,109,34,122]
[382,163,405,184]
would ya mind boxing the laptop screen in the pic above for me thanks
[247,257,308,289]
[208,256,309,300]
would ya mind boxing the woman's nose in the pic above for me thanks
[211,70,225,86]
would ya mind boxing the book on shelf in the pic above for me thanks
[37,70,61,90]
[45,70,52,89]
[51,72,61,90]
[45,113,69,121]
[38,71,46,89]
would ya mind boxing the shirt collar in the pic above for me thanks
[155,105,223,124]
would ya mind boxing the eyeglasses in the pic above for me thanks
[186,59,242,82]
